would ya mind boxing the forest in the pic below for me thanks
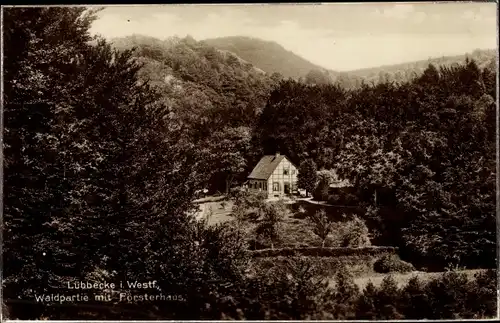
[2,7,497,320]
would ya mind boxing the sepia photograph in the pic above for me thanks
[1,2,498,320]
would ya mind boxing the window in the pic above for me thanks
[273,182,280,191]
[291,169,296,175]
[283,169,289,175]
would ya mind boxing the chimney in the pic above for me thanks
[275,151,280,158]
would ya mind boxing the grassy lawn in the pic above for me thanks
[196,200,235,226]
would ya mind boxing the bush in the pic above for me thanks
[355,281,378,319]
[336,215,371,247]
[238,256,334,320]
[376,275,404,319]
[373,254,415,273]
[327,266,360,319]
[307,209,335,247]
[400,276,431,319]
[464,269,497,318]
[425,271,469,319]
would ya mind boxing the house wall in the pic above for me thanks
[267,157,298,198]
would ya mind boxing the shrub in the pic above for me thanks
[337,215,371,247]
[425,270,469,319]
[377,275,404,319]
[239,256,334,320]
[464,269,497,318]
[400,276,431,319]
[313,179,330,201]
[327,266,360,319]
[254,200,287,249]
[307,209,335,247]
[355,281,378,319]
[373,254,415,273]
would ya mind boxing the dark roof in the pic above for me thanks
[248,155,286,180]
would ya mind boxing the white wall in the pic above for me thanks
[267,157,298,198]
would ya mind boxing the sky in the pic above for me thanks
[90,2,498,71]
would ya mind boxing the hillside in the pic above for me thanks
[110,34,275,130]
[203,36,496,88]
[203,36,331,79]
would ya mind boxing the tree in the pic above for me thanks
[256,79,346,169]
[313,169,333,201]
[270,72,283,84]
[377,275,404,319]
[201,126,252,194]
[256,201,287,249]
[330,266,360,319]
[298,159,318,197]
[3,8,104,318]
[305,69,331,85]
[425,271,469,319]
[307,209,334,247]
[3,7,249,320]
[401,276,431,319]
[339,215,371,248]
[356,281,378,319]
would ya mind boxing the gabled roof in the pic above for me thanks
[248,155,286,180]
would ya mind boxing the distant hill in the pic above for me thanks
[109,34,496,101]
[203,36,496,89]
[340,48,497,86]
[203,36,331,79]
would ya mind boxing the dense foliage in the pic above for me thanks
[111,34,276,193]
[3,7,497,320]
[3,8,250,320]
[233,260,497,320]
[257,59,496,270]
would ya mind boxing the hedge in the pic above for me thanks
[373,254,415,273]
[249,246,398,258]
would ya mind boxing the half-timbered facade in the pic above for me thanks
[247,153,298,198]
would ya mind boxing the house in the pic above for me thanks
[246,152,298,198]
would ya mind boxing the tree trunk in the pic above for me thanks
[321,239,325,248]
[374,188,377,206]
[226,174,234,196]
[271,242,274,250]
